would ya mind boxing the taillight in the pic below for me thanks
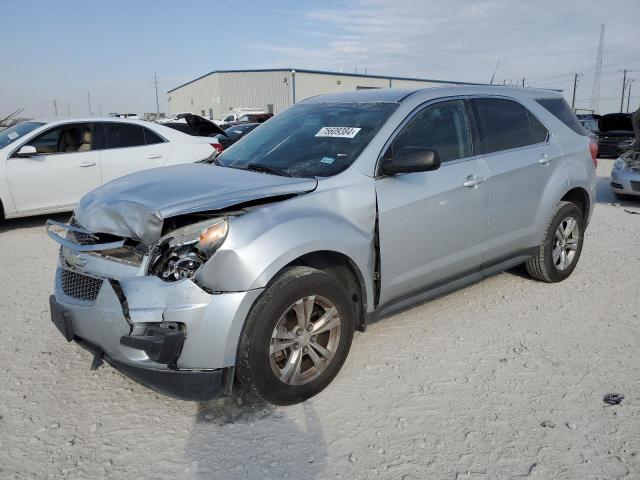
[211,143,223,154]
[588,142,598,168]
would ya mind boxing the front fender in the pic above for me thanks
[195,183,377,311]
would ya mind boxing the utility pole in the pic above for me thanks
[151,72,160,117]
[627,79,634,113]
[522,78,525,87]
[52,99,58,117]
[87,91,92,116]
[620,69,628,113]
[490,59,501,85]
[571,73,583,109]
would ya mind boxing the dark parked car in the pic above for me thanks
[597,113,634,158]
[163,113,227,153]
[219,113,272,129]
[216,123,259,150]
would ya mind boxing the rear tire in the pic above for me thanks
[526,201,585,283]
[236,266,354,405]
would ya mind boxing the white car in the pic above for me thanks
[157,112,191,124]
[0,118,219,219]
[215,110,268,125]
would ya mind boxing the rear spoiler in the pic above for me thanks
[46,219,125,251]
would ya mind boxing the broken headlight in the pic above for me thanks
[148,218,228,281]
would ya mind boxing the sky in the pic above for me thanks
[1,0,639,119]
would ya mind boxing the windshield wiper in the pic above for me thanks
[245,163,293,177]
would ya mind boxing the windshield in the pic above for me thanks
[0,121,45,149]
[217,102,397,177]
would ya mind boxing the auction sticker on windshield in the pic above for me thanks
[315,127,361,138]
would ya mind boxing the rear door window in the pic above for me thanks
[104,123,146,149]
[471,98,533,154]
[535,97,587,135]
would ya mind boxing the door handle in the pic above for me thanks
[147,154,162,159]
[79,161,96,167]
[539,153,552,165]
[463,175,486,188]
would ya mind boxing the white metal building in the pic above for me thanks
[167,68,482,119]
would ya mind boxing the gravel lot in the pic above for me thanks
[1,159,639,480]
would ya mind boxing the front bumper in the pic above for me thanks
[610,168,640,196]
[51,254,262,399]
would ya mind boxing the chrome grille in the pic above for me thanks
[69,218,98,245]
[60,269,103,301]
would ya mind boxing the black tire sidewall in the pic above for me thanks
[238,267,354,405]
[543,203,585,282]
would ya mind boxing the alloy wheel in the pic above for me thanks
[269,295,342,385]
[553,216,580,271]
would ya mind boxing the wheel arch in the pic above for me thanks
[279,250,368,332]
[560,186,590,221]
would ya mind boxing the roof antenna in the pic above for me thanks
[490,59,501,85]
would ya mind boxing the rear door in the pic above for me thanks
[6,122,101,213]
[98,122,171,183]
[470,97,563,261]
[376,98,490,305]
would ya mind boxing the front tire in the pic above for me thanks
[236,266,354,405]
[526,201,585,283]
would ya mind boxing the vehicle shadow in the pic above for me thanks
[185,385,326,479]
[0,212,69,233]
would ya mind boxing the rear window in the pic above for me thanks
[535,98,587,136]
[471,98,533,154]
[104,123,145,148]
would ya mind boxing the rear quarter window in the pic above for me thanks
[535,97,587,136]
[143,128,165,145]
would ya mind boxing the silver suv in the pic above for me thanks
[48,86,596,405]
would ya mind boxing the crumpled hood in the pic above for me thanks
[75,163,317,244]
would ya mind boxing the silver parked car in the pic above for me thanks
[610,151,640,199]
[48,86,596,404]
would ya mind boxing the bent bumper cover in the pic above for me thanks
[51,294,229,400]
[51,261,263,399]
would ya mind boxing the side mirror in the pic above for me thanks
[15,145,38,158]
[380,146,441,176]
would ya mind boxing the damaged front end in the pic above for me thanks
[46,216,262,400]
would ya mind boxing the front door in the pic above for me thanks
[6,122,101,213]
[376,99,490,305]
